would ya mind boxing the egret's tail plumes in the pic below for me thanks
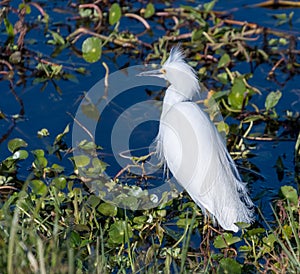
[186,124,254,232]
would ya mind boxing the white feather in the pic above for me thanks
[155,47,254,232]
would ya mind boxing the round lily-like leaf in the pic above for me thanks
[280,185,298,205]
[228,77,247,110]
[8,138,28,153]
[217,258,241,274]
[82,37,102,63]
[72,155,91,167]
[98,202,117,216]
[109,3,121,25]
[30,180,48,196]
[52,176,67,190]
[108,220,133,245]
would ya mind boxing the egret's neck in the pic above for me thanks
[161,85,189,118]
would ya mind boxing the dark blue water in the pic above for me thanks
[1,0,299,220]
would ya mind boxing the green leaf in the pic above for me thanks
[280,185,298,205]
[204,0,217,12]
[72,155,91,168]
[4,18,14,37]
[87,195,101,208]
[228,77,247,110]
[217,72,228,84]
[54,124,69,144]
[217,258,241,274]
[273,13,287,20]
[262,233,277,254]
[213,233,241,249]
[108,220,133,245]
[30,180,48,196]
[109,3,122,25]
[52,176,67,190]
[48,30,65,45]
[144,3,155,18]
[12,150,28,160]
[8,138,28,153]
[265,90,282,111]
[82,37,102,63]
[18,3,31,14]
[70,231,81,247]
[51,163,64,173]
[98,202,118,216]
[218,53,231,68]
[37,128,50,138]
[81,102,100,120]
[92,158,108,173]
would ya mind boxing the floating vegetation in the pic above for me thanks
[0,0,299,273]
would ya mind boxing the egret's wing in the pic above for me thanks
[158,101,254,232]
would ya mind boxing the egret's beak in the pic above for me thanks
[137,69,165,78]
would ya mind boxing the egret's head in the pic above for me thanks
[138,46,200,99]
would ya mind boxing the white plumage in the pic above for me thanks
[139,46,254,232]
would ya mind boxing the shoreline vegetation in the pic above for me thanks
[0,1,299,273]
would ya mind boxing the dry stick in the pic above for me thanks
[67,112,95,142]
[0,59,13,71]
[268,57,285,77]
[66,27,135,48]
[28,2,47,17]
[124,13,151,30]
[252,0,300,8]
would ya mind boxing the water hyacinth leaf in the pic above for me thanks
[12,150,28,160]
[51,163,64,173]
[108,220,133,244]
[8,138,28,153]
[265,90,282,111]
[280,185,298,205]
[92,158,108,173]
[81,101,100,120]
[72,155,90,167]
[87,195,101,208]
[52,176,67,190]
[97,202,117,216]
[144,3,155,18]
[262,234,277,254]
[213,233,241,249]
[34,156,48,169]
[217,258,241,274]
[82,37,102,63]
[228,77,247,110]
[109,3,121,25]
[78,140,97,151]
[30,180,48,196]
[218,53,231,68]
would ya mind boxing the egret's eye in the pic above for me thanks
[161,68,166,74]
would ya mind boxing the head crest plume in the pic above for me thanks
[164,46,185,66]
[162,45,200,99]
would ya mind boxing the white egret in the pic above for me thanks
[138,46,254,232]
